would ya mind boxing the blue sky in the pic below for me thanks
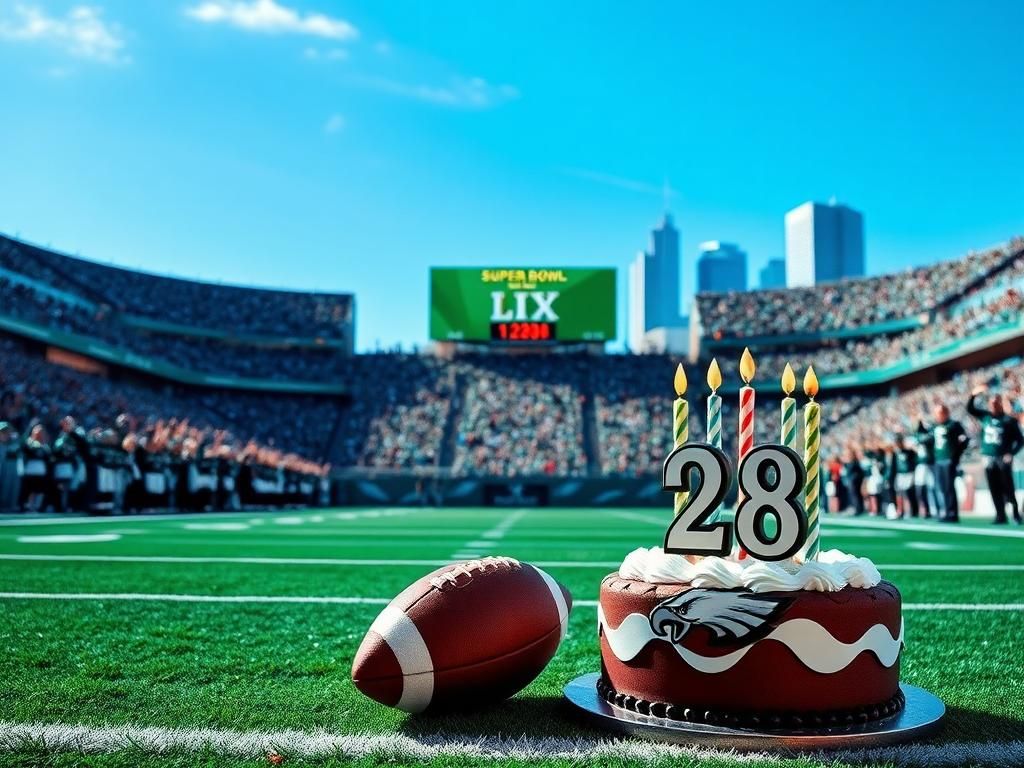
[0,0,1021,351]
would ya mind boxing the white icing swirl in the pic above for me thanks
[618,548,881,592]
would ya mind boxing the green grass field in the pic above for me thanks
[1,506,1023,767]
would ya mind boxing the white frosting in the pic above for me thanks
[618,548,881,592]
[599,605,903,672]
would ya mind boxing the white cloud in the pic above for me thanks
[186,0,357,40]
[323,113,345,134]
[373,40,391,55]
[355,75,519,109]
[0,4,127,64]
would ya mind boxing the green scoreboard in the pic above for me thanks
[430,267,616,343]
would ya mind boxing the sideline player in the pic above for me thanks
[917,403,969,522]
[967,385,1023,524]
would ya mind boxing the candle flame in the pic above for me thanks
[739,348,756,384]
[674,363,688,396]
[781,363,796,395]
[707,358,722,391]
[804,365,819,398]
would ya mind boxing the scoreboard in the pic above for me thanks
[430,268,616,344]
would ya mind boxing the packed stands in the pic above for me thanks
[828,358,1024,455]
[696,239,1022,340]
[1,236,353,340]
[0,229,1022,509]
[453,355,589,477]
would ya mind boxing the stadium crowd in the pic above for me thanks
[0,339,333,514]
[1,235,352,340]
[453,355,589,477]
[697,240,1021,340]
[752,278,1024,382]
[0,274,351,381]
[823,359,1024,523]
[1,230,1022,519]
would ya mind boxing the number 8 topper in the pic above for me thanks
[662,443,808,562]
[733,444,807,562]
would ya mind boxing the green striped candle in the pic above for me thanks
[673,363,689,516]
[781,363,798,451]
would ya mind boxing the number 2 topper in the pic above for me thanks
[662,443,808,562]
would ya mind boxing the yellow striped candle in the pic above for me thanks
[781,363,798,451]
[673,363,689,516]
[801,366,821,561]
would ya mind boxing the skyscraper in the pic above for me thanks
[628,213,682,350]
[759,257,787,290]
[784,201,864,287]
[696,241,747,294]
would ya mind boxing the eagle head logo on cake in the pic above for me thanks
[597,356,907,728]
[649,589,791,646]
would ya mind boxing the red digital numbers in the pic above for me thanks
[491,322,554,342]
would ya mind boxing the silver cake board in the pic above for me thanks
[563,673,945,752]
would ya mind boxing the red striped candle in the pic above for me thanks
[737,348,756,560]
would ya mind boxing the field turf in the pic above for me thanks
[1,506,1023,767]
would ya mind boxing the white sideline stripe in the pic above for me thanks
[0,554,624,568]
[0,508,420,528]
[1,592,1023,612]
[608,508,1024,538]
[1,553,1022,572]
[824,517,1024,539]
[0,723,1022,766]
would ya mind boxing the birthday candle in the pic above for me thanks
[706,359,722,452]
[801,366,821,561]
[706,358,723,524]
[738,347,756,485]
[673,363,689,516]
[781,363,798,451]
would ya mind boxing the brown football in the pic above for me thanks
[351,556,572,712]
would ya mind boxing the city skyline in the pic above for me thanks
[0,1,1020,350]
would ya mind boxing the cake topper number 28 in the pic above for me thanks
[662,443,808,562]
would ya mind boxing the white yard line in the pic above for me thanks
[607,508,1024,539]
[0,722,1021,766]
[824,517,1024,539]
[1,553,1023,572]
[449,509,528,560]
[1,592,1023,612]
[0,554,621,568]
[0,508,420,528]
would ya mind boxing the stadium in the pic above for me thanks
[2,228,1023,764]
[2,2,1023,767]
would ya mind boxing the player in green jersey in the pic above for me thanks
[967,385,1024,524]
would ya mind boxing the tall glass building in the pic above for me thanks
[628,214,682,350]
[784,201,864,287]
[696,241,748,294]
[758,257,787,289]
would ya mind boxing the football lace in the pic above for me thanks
[429,556,521,590]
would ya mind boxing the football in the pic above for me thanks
[351,556,572,712]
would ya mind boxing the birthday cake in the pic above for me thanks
[596,356,905,729]
[597,550,904,727]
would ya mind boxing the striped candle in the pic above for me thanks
[781,363,798,451]
[736,349,756,560]
[673,363,689,517]
[737,347,756,474]
[706,358,723,524]
[801,366,821,561]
